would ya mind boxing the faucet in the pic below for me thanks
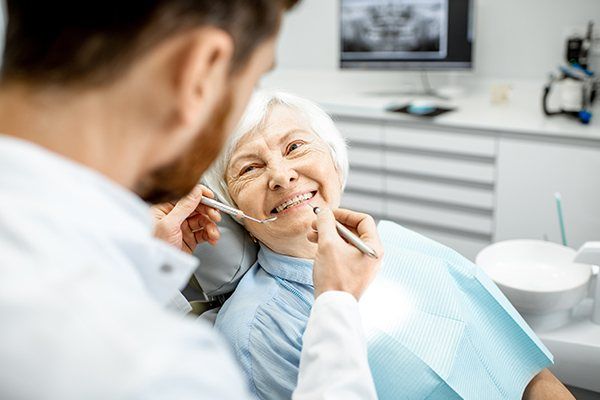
[573,242,600,325]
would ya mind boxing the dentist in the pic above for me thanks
[0,1,381,399]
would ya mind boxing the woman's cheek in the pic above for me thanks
[227,181,242,204]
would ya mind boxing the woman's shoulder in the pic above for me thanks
[214,263,280,340]
[214,263,305,400]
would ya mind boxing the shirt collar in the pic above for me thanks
[257,243,314,286]
[0,135,198,306]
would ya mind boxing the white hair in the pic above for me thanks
[202,90,349,210]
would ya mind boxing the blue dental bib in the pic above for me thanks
[362,221,553,399]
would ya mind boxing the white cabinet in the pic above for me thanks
[337,117,496,260]
[336,114,600,260]
[494,139,600,248]
[338,118,385,216]
[384,151,496,183]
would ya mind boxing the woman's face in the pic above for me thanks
[226,104,342,256]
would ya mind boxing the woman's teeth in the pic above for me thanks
[274,192,315,213]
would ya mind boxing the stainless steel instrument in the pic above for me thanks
[200,197,277,224]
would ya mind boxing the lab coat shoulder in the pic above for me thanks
[0,262,251,399]
[294,291,378,400]
[0,213,251,399]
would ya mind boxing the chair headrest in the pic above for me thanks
[192,202,259,296]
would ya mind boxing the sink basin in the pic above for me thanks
[476,240,592,330]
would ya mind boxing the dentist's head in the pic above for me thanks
[0,0,299,203]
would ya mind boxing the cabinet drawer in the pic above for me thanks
[386,175,494,210]
[385,152,495,184]
[346,169,385,192]
[385,125,496,158]
[348,147,384,169]
[386,199,493,235]
[341,192,385,216]
[337,120,384,144]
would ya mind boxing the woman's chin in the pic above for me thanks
[266,216,313,238]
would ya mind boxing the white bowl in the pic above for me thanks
[476,240,592,317]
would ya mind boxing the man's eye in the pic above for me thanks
[286,141,304,154]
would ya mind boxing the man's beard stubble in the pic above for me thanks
[135,92,232,204]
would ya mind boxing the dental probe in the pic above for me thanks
[307,204,378,259]
[200,197,277,224]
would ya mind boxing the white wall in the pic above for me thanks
[277,0,600,80]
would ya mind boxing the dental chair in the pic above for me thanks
[183,205,258,323]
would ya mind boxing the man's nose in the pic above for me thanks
[268,162,299,190]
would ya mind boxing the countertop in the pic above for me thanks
[261,70,600,144]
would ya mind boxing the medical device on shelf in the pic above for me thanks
[542,21,599,124]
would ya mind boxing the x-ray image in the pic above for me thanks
[341,0,448,60]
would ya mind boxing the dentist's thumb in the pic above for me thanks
[313,206,342,246]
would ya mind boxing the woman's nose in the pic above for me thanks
[268,163,299,190]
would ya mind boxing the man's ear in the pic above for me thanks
[173,27,234,135]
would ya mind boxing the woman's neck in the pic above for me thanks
[261,236,317,259]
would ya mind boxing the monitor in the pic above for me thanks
[340,0,474,70]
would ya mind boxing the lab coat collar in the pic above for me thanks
[0,134,198,306]
[257,243,314,286]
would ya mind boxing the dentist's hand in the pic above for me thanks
[307,207,383,300]
[151,185,221,253]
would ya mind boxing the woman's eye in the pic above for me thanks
[286,141,304,154]
[240,165,256,175]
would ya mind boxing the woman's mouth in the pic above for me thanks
[271,191,316,214]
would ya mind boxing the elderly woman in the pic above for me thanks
[202,91,572,400]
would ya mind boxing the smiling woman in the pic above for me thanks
[201,91,569,400]
[203,91,349,258]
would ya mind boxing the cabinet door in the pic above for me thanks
[495,139,600,248]
[337,118,386,216]
[336,118,384,145]
[383,123,496,259]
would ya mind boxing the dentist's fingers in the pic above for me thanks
[313,207,344,246]
[193,204,221,222]
[182,220,198,252]
[311,206,383,300]
[181,216,220,251]
[187,213,217,234]
[166,201,220,223]
[330,208,371,230]
[167,185,215,225]
[332,208,382,253]
[188,214,220,242]
[195,229,219,246]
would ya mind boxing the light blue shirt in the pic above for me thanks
[215,245,315,399]
[216,223,553,400]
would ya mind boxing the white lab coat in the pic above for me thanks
[0,135,377,400]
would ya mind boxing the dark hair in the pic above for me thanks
[1,0,299,86]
